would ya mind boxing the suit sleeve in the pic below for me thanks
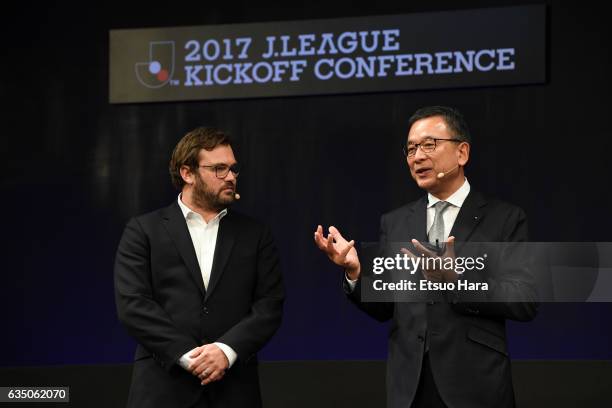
[216,225,284,362]
[449,207,539,322]
[345,214,394,322]
[114,217,198,370]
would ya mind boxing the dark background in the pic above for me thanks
[2,0,611,368]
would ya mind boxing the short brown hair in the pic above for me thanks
[169,127,232,189]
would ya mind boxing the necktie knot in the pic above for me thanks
[434,200,451,214]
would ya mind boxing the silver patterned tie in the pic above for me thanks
[428,201,451,246]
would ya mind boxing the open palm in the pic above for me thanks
[314,225,360,274]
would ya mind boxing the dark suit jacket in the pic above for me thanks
[114,202,284,408]
[347,191,538,408]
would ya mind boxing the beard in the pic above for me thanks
[192,173,236,212]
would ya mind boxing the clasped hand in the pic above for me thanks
[187,344,229,386]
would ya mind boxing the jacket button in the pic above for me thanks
[203,306,209,314]
[417,334,425,342]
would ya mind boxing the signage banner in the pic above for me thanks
[109,5,546,103]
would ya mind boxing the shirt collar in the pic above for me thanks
[427,178,471,209]
[177,194,228,223]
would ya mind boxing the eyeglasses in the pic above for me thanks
[402,138,463,157]
[198,163,241,179]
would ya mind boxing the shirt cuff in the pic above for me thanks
[345,273,357,292]
[178,348,197,371]
[214,342,238,368]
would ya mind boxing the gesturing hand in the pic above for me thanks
[401,236,458,283]
[314,225,361,280]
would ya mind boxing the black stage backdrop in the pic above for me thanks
[1,1,611,368]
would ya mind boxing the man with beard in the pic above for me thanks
[114,127,284,408]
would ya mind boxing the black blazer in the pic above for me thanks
[347,191,538,408]
[114,202,284,408]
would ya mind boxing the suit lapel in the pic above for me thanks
[161,202,206,297]
[205,211,236,300]
[406,197,429,242]
[450,191,487,250]
[401,197,429,308]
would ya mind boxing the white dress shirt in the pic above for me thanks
[176,195,238,370]
[346,179,471,290]
[426,178,470,240]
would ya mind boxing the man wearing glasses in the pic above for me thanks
[315,106,537,408]
[115,127,284,408]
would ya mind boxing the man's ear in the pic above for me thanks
[457,142,470,167]
[180,165,195,185]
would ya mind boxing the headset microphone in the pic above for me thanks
[234,192,241,200]
[437,165,459,179]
